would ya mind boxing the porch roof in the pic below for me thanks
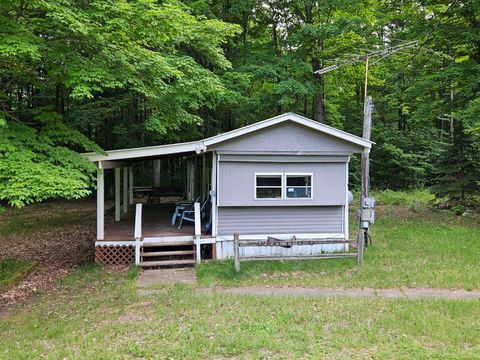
[81,112,373,163]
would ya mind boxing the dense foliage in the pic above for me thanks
[1,0,479,206]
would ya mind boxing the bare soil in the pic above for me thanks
[0,200,97,307]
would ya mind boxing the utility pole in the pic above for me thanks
[314,41,418,265]
[357,95,373,265]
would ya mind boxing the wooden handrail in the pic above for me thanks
[134,203,142,266]
[194,202,201,263]
[134,203,142,239]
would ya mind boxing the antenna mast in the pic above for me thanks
[314,41,418,265]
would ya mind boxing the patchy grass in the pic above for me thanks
[1,265,479,359]
[0,258,36,292]
[197,204,480,289]
[373,188,435,208]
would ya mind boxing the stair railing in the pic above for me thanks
[194,202,201,263]
[134,203,142,265]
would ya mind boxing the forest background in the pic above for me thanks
[1,0,479,208]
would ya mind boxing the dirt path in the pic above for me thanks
[137,268,197,287]
[196,286,480,300]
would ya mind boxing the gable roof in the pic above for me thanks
[82,112,372,162]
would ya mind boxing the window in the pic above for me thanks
[254,172,313,200]
[255,173,283,199]
[286,174,312,199]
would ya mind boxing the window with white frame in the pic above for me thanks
[254,173,313,200]
[255,173,283,199]
[285,173,312,199]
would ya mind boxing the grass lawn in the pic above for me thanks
[197,200,480,290]
[1,264,480,359]
[0,258,36,292]
[1,193,480,358]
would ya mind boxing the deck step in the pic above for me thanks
[141,250,195,257]
[140,259,196,267]
[142,241,194,247]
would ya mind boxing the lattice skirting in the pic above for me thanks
[95,245,135,267]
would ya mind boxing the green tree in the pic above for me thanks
[0,0,239,207]
[431,121,480,205]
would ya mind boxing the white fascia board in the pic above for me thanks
[203,112,373,149]
[81,141,202,162]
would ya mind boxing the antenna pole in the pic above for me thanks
[312,41,418,265]
[364,56,369,97]
[357,95,373,265]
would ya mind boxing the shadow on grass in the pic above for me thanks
[196,258,356,286]
[0,258,37,292]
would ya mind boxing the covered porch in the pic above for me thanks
[103,204,198,241]
[87,141,219,266]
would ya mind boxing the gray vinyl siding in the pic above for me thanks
[218,161,347,207]
[217,206,344,235]
[211,121,364,153]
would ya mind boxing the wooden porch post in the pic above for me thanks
[201,153,206,200]
[123,167,128,213]
[128,167,134,204]
[115,167,121,221]
[153,159,161,187]
[96,162,104,240]
[187,159,195,201]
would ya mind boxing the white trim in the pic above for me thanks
[345,160,349,240]
[134,203,142,239]
[95,241,135,246]
[254,172,313,201]
[82,141,202,162]
[96,167,104,240]
[215,152,219,236]
[143,236,215,245]
[215,233,345,242]
[81,112,372,162]
[143,236,193,242]
[254,172,284,200]
[211,152,218,237]
[194,202,201,236]
[284,172,313,200]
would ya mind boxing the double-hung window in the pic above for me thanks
[286,173,312,199]
[254,172,313,200]
[255,173,283,199]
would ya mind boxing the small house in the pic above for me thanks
[83,113,372,267]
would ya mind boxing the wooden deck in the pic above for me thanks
[104,204,197,241]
